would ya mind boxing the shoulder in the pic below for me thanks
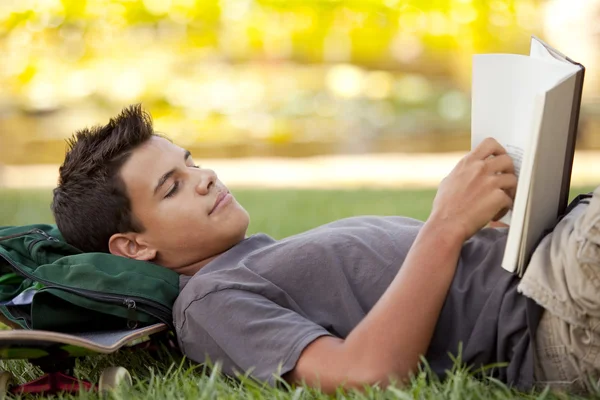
[173,286,332,385]
[173,269,258,326]
[173,287,244,377]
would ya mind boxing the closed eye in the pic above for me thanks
[164,181,180,198]
[165,164,199,198]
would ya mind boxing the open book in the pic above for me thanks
[471,36,585,276]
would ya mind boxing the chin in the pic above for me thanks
[232,202,250,228]
[232,211,250,242]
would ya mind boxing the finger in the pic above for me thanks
[469,138,508,161]
[491,187,514,213]
[493,173,518,191]
[485,154,515,175]
[492,208,509,222]
[505,183,517,202]
[492,207,510,222]
[492,191,513,222]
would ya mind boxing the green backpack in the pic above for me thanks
[0,224,180,332]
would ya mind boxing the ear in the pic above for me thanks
[108,233,156,261]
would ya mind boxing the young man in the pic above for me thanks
[52,105,599,394]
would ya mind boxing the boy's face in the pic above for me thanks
[115,135,250,271]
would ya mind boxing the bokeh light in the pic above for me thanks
[0,0,598,168]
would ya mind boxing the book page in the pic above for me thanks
[497,144,524,224]
[471,54,579,225]
[517,74,578,272]
[530,36,574,66]
[502,74,579,274]
[530,38,563,63]
[517,190,534,275]
[501,94,545,273]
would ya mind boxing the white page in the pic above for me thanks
[502,73,578,274]
[471,54,579,224]
[501,93,545,273]
[530,39,555,61]
[518,188,535,274]
[517,74,578,273]
[530,36,577,67]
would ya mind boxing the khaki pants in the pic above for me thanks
[519,187,600,394]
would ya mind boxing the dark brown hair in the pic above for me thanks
[52,104,153,252]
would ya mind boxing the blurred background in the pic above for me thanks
[0,0,599,192]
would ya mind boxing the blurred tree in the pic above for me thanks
[0,0,566,162]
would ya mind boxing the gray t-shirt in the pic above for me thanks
[173,216,536,388]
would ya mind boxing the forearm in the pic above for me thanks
[287,138,517,392]
[342,218,466,384]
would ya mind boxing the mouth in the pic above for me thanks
[209,190,232,215]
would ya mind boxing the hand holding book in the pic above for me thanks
[431,138,517,243]
[471,36,585,275]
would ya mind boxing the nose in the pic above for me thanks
[195,168,217,195]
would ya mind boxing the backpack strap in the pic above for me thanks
[559,192,593,223]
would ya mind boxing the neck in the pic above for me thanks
[171,253,221,276]
[162,235,249,276]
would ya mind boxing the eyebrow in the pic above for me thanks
[153,150,192,196]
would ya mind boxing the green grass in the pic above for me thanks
[0,187,597,399]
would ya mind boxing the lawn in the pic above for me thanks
[0,187,596,399]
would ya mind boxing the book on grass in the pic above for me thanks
[471,35,585,276]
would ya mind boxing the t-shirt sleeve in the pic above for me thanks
[176,288,333,386]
